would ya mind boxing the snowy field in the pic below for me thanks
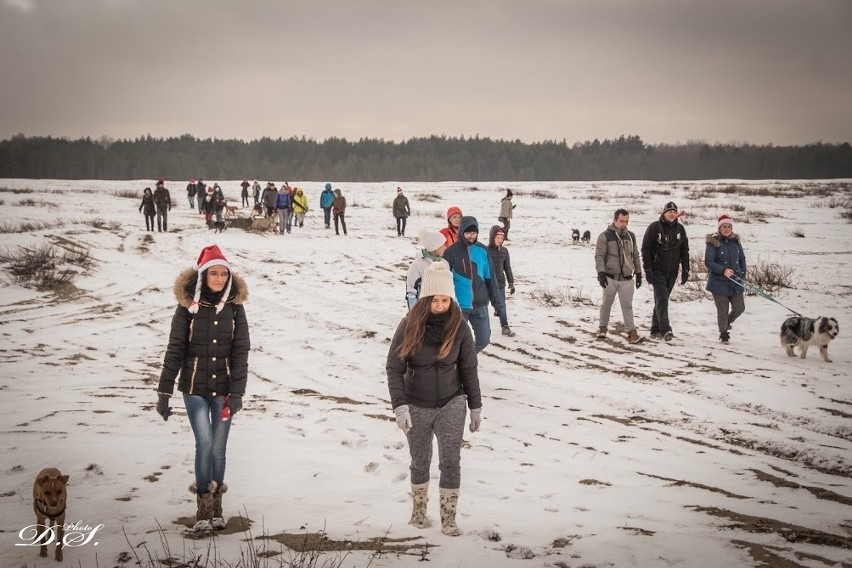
[0,178,850,568]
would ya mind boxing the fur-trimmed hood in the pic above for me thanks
[706,232,741,247]
[173,267,249,308]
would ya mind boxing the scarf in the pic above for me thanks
[423,310,451,347]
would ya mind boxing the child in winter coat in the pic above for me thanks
[486,225,515,336]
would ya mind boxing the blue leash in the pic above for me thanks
[728,275,803,317]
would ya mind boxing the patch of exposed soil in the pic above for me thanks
[639,472,751,499]
[261,531,429,554]
[749,469,852,505]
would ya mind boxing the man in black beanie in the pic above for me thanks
[641,202,689,341]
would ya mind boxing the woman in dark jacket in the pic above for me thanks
[156,245,250,532]
[139,187,156,231]
[386,262,481,537]
[705,214,746,343]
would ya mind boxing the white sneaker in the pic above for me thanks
[211,517,226,530]
[193,519,212,532]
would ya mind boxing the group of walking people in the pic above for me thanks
[595,201,746,345]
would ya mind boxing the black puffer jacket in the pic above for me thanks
[486,225,514,289]
[386,315,481,410]
[641,215,689,276]
[158,268,250,397]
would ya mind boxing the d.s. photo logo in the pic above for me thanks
[16,521,104,554]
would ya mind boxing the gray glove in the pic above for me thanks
[469,408,482,432]
[156,393,172,422]
[394,405,412,434]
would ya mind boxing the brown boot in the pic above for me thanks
[596,326,607,339]
[189,482,217,532]
[627,329,642,344]
[439,488,461,536]
[409,482,430,528]
[212,483,228,529]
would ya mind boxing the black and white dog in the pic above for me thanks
[571,229,580,244]
[581,230,591,243]
[207,219,227,233]
[780,316,839,363]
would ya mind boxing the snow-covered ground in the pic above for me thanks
[0,178,850,568]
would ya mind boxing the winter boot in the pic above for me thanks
[596,326,607,339]
[663,331,674,341]
[627,329,642,344]
[501,326,516,337]
[719,332,730,344]
[409,482,430,528]
[439,488,461,536]
[212,483,228,529]
[189,481,217,532]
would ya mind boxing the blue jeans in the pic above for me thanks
[183,394,231,492]
[461,305,491,353]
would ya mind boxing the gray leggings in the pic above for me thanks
[713,293,745,333]
[406,395,467,489]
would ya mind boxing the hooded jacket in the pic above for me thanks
[158,269,250,398]
[704,232,746,296]
[499,196,513,219]
[386,314,481,410]
[442,216,505,312]
[392,194,411,218]
[320,188,334,209]
[486,225,514,289]
[641,214,689,276]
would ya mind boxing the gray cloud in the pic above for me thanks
[1,0,850,144]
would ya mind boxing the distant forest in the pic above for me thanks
[1,134,850,181]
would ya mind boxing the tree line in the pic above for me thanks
[0,133,850,181]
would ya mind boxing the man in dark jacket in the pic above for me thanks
[443,216,505,352]
[641,201,689,341]
[152,179,172,232]
[486,225,515,337]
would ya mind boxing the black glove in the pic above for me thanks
[227,396,243,416]
[509,284,515,295]
[645,271,654,286]
[597,272,609,288]
[635,272,642,289]
[681,271,689,285]
[156,393,172,421]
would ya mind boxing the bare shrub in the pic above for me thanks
[84,218,121,231]
[841,209,852,222]
[417,193,442,202]
[0,187,34,194]
[114,189,140,199]
[741,209,780,223]
[645,189,672,196]
[0,243,91,290]
[686,187,716,200]
[723,203,747,212]
[790,228,805,238]
[530,285,594,307]
[465,186,480,191]
[814,196,852,209]
[746,261,795,293]
[529,190,557,199]
[0,219,59,233]
[17,198,56,208]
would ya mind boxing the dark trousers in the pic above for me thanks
[499,217,511,238]
[323,207,332,227]
[650,271,678,334]
[334,212,347,235]
[241,194,249,207]
[712,293,745,334]
[144,214,155,231]
[396,217,407,236]
[461,305,491,353]
[156,206,169,232]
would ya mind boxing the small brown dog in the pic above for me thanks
[33,467,69,561]
[225,204,239,217]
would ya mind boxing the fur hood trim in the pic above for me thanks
[174,267,248,308]
[706,232,740,247]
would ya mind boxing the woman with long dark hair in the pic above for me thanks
[386,262,482,536]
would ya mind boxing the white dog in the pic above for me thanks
[779,316,839,363]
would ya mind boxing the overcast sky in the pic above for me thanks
[1,0,850,145]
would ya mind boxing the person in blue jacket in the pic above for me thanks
[442,216,505,353]
[705,214,746,343]
[320,183,335,229]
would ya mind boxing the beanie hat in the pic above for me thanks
[663,201,678,213]
[188,245,232,315]
[419,262,455,300]
[446,206,463,221]
[717,213,733,229]
[325,182,332,190]
[506,189,513,198]
[206,186,214,195]
[418,228,446,253]
[397,186,403,194]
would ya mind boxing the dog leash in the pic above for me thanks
[727,275,803,317]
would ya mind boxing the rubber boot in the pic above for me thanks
[439,488,461,536]
[409,482,430,528]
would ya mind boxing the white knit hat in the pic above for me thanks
[420,262,455,300]
[189,245,232,314]
[418,228,446,253]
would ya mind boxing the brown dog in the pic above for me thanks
[33,467,69,561]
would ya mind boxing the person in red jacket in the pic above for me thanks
[440,206,463,248]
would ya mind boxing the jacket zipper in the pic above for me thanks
[188,357,199,393]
